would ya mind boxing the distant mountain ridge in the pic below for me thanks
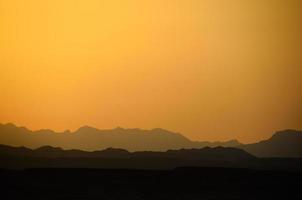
[1,144,302,171]
[0,123,302,157]
[0,144,254,160]
[239,129,302,157]
[0,123,240,151]
[0,144,260,169]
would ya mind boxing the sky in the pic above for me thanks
[0,0,301,143]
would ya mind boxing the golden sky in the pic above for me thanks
[0,0,301,142]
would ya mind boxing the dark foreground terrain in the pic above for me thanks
[1,167,301,200]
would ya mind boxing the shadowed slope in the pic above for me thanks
[239,130,302,157]
[0,144,259,169]
[1,144,302,171]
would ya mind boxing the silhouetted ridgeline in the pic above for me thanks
[0,145,252,169]
[0,123,240,151]
[0,144,302,171]
[239,129,302,157]
[0,123,302,157]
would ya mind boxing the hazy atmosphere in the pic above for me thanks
[1,0,301,143]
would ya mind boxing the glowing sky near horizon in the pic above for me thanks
[0,0,301,142]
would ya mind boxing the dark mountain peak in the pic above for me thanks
[100,147,129,153]
[62,129,71,134]
[167,146,249,154]
[0,122,18,129]
[3,122,17,127]
[149,128,190,141]
[205,146,256,160]
[240,129,302,157]
[36,146,63,152]
[0,144,32,157]
[76,125,100,133]
[35,129,56,135]
[150,128,179,135]
[0,144,30,151]
[112,127,143,133]
[271,129,302,140]
[0,123,31,134]
[193,139,243,148]
[114,126,125,131]
[165,146,255,161]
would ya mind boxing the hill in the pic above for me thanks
[1,144,302,171]
[239,130,302,157]
[1,123,302,157]
[0,123,240,151]
[0,144,258,169]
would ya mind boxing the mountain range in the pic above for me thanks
[0,123,240,151]
[239,129,302,157]
[0,144,253,160]
[0,123,301,157]
[1,144,302,171]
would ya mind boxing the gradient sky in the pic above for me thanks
[0,0,301,143]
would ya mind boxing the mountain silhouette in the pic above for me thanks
[0,144,261,169]
[239,129,302,157]
[0,144,253,160]
[1,123,301,157]
[0,123,240,151]
[1,144,302,171]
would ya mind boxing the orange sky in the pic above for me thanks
[0,0,301,143]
